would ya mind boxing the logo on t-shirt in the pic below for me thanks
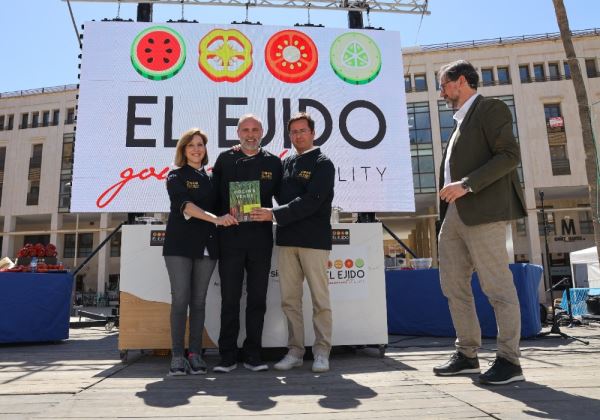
[186,180,199,189]
[298,170,311,180]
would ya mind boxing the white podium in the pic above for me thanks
[118,223,388,358]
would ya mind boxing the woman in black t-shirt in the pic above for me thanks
[163,128,237,376]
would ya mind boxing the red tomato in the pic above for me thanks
[344,259,354,269]
[264,30,318,83]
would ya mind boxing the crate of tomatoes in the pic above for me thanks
[2,243,66,273]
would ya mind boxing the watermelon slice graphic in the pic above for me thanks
[131,26,186,81]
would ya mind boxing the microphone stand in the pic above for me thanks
[536,191,589,345]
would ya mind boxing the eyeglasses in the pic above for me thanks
[289,128,311,136]
[439,79,457,92]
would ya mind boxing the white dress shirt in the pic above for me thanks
[443,93,480,187]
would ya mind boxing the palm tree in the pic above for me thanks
[552,0,600,265]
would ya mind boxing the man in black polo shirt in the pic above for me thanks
[251,112,335,372]
[212,114,282,373]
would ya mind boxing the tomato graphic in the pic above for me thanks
[264,30,318,83]
[131,26,186,81]
[327,260,333,269]
[344,259,354,269]
[334,260,343,269]
[198,29,253,82]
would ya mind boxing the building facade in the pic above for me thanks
[398,28,600,289]
[1,29,599,299]
[0,85,127,303]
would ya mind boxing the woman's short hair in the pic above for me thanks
[174,128,209,167]
[439,60,479,89]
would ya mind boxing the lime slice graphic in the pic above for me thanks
[330,32,381,85]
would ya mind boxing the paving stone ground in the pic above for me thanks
[1,324,599,419]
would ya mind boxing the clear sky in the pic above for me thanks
[0,0,598,92]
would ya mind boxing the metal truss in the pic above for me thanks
[64,0,430,15]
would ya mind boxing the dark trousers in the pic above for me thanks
[164,256,217,357]
[218,244,272,359]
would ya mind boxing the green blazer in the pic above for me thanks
[438,95,527,226]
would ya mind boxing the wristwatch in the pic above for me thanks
[460,177,473,193]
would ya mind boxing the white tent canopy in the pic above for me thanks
[570,246,600,288]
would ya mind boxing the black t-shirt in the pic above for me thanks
[273,148,335,250]
[212,148,282,249]
[163,165,218,259]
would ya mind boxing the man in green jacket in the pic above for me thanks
[432,60,527,385]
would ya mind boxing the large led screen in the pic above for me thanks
[72,21,414,212]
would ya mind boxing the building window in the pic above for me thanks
[548,62,561,80]
[519,65,531,83]
[23,235,50,246]
[64,233,94,258]
[108,274,120,291]
[414,74,427,91]
[585,58,598,78]
[495,95,524,185]
[27,144,43,206]
[533,63,545,81]
[516,218,527,236]
[66,108,75,124]
[7,115,14,130]
[0,147,5,206]
[437,100,455,153]
[58,175,72,212]
[544,103,571,176]
[497,67,510,85]
[110,231,122,257]
[408,102,435,193]
[31,112,39,128]
[481,68,494,86]
[58,133,74,213]
[26,181,40,206]
[434,71,440,90]
[579,208,594,234]
[20,113,28,129]
[563,62,571,79]
[52,109,60,126]
[42,111,50,127]
[0,116,4,131]
[404,75,411,93]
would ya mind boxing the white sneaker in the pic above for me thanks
[312,355,329,373]
[274,354,303,371]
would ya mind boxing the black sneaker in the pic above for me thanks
[187,352,207,375]
[243,356,268,372]
[433,352,480,376]
[168,356,189,376]
[479,356,525,385]
[213,357,237,373]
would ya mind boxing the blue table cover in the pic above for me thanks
[385,263,542,338]
[560,288,600,316]
[0,273,73,343]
